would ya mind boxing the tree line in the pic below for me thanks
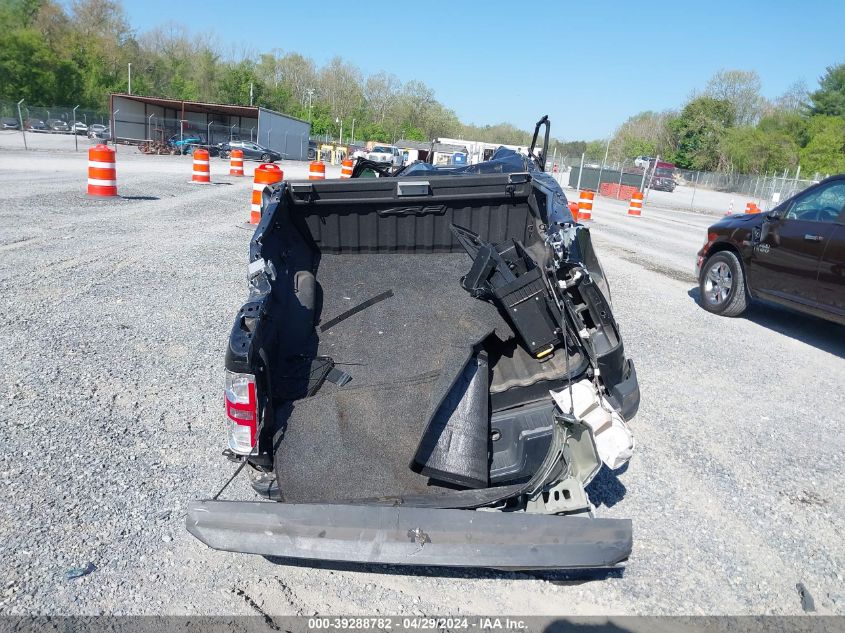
[0,0,556,148]
[2,0,843,174]
[604,68,845,176]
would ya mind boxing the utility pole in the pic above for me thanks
[17,99,27,150]
[249,83,254,107]
[128,63,132,94]
[350,118,355,146]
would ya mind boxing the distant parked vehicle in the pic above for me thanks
[307,140,318,161]
[634,155,654,168]
[218,140,281,162]
[1,117,20,130]
[72,122,88,135]
[649,161,676,192]
[167,134,213,155]
[47,119,70,133]
[28,120,47,132]
[88,124,111,141]
[368,144,403,167]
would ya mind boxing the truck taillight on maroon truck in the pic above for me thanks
[224,370,258,455]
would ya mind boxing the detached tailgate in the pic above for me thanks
[187,500,631,570]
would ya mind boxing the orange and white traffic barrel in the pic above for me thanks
[627,191,643,217]
[577,190,594,222]
[340,159,353,179]
[309,161,326,180]
[229,149,244,176]
[191,147,211,184]
[251,163,283,225]
[87,144,117,197]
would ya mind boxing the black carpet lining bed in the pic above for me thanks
[273,253,507,502]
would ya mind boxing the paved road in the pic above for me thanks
[0,151,842,618]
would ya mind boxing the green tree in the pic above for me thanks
[668,97,736,170]
[721,127,797,174]
[808,63,845,117]
[799,115,845,175]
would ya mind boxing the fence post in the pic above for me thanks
[690,171,698,212]
[576,152,585,191]
[616,159,625,199]
[595,137,610,195]
[17,99,27,150]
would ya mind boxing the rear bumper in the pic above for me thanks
[187,500,631,570]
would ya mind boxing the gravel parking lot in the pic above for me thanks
[0,147,842,618]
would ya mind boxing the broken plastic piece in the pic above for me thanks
[550,380,634,470]
[64,562,96,580]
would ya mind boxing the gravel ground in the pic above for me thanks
[0,149,842,617]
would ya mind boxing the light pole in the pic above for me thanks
[335,117,342,145]
[207,120,214,145]
[17,99,27,150]
[128,63,132,94]
[73,105,79,151]
[250,126,255,142]
[350,118,355,145]
[306,89,315,123]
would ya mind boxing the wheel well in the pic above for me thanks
[704,242,751,297]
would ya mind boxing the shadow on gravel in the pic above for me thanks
[687,287,845,359]
[262,556,625,583]
[586,464,628,508]
[120,195,160,201]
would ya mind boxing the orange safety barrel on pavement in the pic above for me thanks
[627,191,643,217]
[251,163,283,225]
[340,159,353,179]
[309,161,326,180]
[577,190,594,222]
[87,145,117,197]
[191,148,211,184]
[229,149,244,176]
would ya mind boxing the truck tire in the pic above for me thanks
[699,251,748,317]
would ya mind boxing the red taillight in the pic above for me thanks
[225,371,257,455]
[701,231,718,253]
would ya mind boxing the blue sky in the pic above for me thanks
[122,0,844,139]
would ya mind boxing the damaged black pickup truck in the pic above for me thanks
[187,117,640,570]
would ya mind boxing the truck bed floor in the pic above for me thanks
[273,253,504,502]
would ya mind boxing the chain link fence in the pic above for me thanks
[542,149,824,211]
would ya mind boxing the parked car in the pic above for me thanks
[47,119,70,133]
[649,161,676,192]
[634,155,654,168]
[1,117,20,130]
[187,117,640,571]
[167,134,206,154]
[88,124,110,140]
[28,120,47,132]
[218,140,281,162]
[367,144,403,167]
[72,122,88,135]
[696,175,845,325]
